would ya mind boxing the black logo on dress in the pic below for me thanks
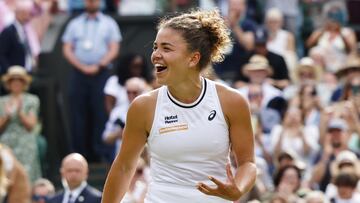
[208,110,216,121]
[165,115,178,124]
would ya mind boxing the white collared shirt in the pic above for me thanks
[62,181,87,203]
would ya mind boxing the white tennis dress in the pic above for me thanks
[145,78,231,203]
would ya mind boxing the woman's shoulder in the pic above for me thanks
[214,82,247,103]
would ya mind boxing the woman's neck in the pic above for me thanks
[10,92,22,98]
[167,76,202,104]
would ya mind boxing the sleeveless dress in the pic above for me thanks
[145,78,231,203]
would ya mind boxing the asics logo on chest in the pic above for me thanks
[208,110,216,121]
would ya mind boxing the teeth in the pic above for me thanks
[155,64,165,68]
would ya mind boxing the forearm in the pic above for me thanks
[99,43,119,67]
[232,26,254,51]
[0,116,10,131]
[102,158,136,203]
[234,162,257,197]
[18,112,37,132]
[63,45,85,71]
[311,157,329,183]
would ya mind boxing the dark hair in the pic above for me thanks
[334,172,359,188]
[157,9,231,70]
[115,53,149,85]
[273,165,302,189]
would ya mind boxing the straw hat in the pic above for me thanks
[330,150,360,177]
[335,56,360,78]
[1,66,32,88]
[242,55,273,77]
[294,57,322,82]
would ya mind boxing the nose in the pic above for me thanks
[151,49,161,62]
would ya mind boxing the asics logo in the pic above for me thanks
[208,110,216,121]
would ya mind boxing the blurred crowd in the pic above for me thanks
[0,0,360,202]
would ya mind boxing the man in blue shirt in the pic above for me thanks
[62,0,121,162]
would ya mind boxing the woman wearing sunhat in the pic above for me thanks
[0,65,41,183]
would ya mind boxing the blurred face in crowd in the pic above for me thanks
[229,0,246,15]
[247,69,268,84]
[328,128,347,149]
[7,78,26,94]
[283,107,302,127]
[15,1,33,24]
[32,185,51,203]
[337,186,355,199]
[266,18,282,33]
[85,0,100,14]
[60,153,88,190]
[125,78,147,102]
[280,168,300,192]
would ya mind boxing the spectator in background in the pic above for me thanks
[104,53,149,115]
[273,165,304,203]
[0,143,31,203]
[270,107,319,175]
[0,0,15,32]
[265,8,297,72]
[103,77,149,157]
[236,27,290,89]
[32,178,55,203]
[306,3,357,73]
[265,0,300,36]
[213,0,256,80]
[0,0,39,76]
[325,150,360,199]
[237,55,284,131]
[47,153,102,203]
[330,171,360,202]
[0,66,41,183]
[62,0,121,162]
[311,118,353,191]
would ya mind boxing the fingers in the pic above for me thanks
[197,183,219,196]
[208,176,226,188]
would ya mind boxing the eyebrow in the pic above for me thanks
[153,42,175,47]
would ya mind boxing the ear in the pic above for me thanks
[188,52,201,69]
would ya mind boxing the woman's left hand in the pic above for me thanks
[197,164,242,201]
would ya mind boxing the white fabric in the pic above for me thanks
[118,0,156,16]
[104,75,129,109]
[270,125,320,164]
[146,78,231,203]
[267,29,289,57]
[102,104,129,154]
[318,30,347,73]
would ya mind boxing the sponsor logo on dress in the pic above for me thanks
[165,115,178,124]
[159,124,188,134]
[208,110,216,121]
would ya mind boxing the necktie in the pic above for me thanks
[22,26,33,71]
[68,193,73,203]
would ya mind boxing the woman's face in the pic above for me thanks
[8,78,26,94]
[281,168,300,191]
[151,28,195,86]
[266,17,282,33]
